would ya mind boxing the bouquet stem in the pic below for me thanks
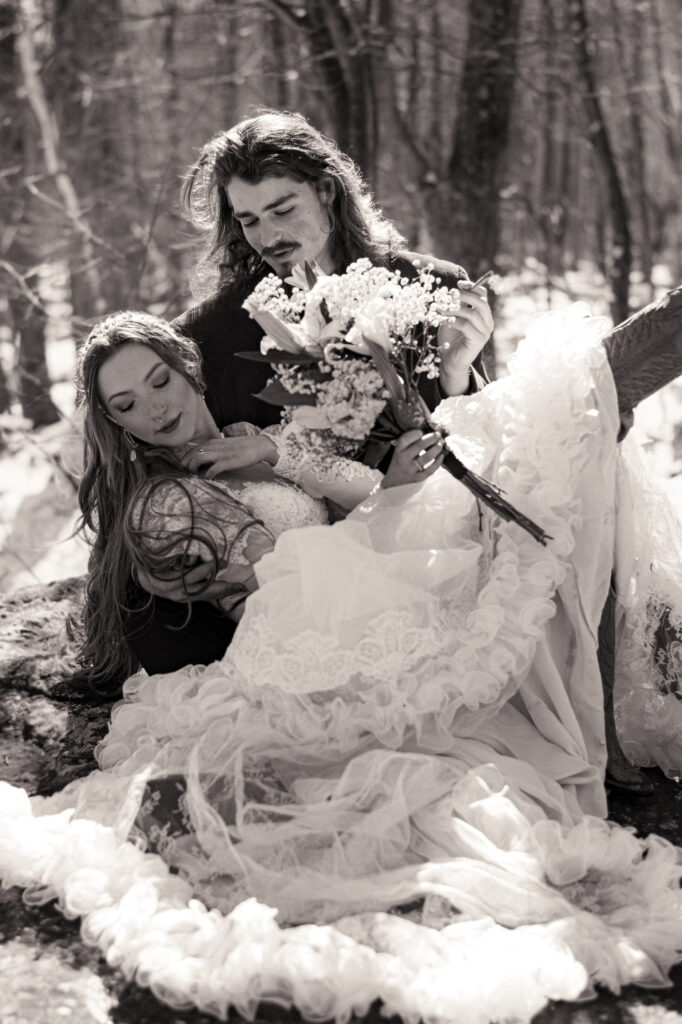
[363,338,552,546]
[441,447,552,546]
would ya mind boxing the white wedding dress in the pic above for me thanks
[2,306,681,1024]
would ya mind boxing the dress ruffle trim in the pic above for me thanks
[1,766,681,1024]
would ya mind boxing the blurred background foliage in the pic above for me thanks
[0,0,675,419]
[0,0,680,425]
[0,0,680,592]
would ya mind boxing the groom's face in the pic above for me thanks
[226,173,335,278]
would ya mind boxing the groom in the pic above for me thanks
[123,109,494,673]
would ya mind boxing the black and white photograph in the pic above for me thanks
[0,1,681,1022]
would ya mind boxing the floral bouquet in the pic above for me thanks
[240,259,550,545]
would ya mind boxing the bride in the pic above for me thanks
[1,303,681,1024]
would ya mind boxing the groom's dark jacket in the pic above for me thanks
[124,251,483,675]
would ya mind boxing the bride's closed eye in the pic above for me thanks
[114,375,169,413]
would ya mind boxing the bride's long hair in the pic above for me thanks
[76,312,212,690]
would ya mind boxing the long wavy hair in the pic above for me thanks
[183,109,405,299]
[76,312,211,690]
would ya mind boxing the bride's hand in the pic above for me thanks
[183,434,277,478]
[381,430,444,488]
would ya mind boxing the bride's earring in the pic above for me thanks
[123,428,138,462]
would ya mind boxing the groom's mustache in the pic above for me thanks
[261,242,299,259]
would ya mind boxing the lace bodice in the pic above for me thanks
[127,473,329,614]
[126,420,382,614]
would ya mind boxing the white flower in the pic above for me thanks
[344,304,393,356]
[284,263,312,291]
[291,406,333,430]
[260,335,279,355]
[251,308,322,356]
[242,258,463,457]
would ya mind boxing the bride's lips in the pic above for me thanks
[157,412,182,435]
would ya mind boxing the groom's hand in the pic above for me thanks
[438,281,494,396]
[135,563,235,604]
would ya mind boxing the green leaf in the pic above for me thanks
[236,349,320,365]
[304,259,319,289]
[253,381,317,407]
[364,338,406,406]
[360,438,393,469]
[364,338,425,431]
[392,399,425,431]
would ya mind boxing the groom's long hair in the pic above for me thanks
[182,109,405,300]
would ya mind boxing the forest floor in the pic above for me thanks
[1,586,681,1024]
[1,266,681,1023]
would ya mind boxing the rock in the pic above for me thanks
[0,576,112,793]
[1,578,681,1024]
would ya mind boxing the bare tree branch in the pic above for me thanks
[15,0,102,303]
[0,260,48,314]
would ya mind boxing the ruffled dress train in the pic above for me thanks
[2,306,682,1024]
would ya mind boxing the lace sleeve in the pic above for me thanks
[222,421,261,438]
[262,424,382,509]
[126,475,275,615]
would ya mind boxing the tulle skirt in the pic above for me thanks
[1,305,681,1024]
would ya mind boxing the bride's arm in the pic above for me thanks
[264,424,444,509]
[176,425,382,507]
[264,426,382,508]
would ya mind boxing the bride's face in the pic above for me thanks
[97,343,207,447]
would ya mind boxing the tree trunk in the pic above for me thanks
[16,0,102,318]
[424,0,523,281]
[650,0,681,281]
[569,0,632,321]
[3,4,60,426]
[0,362,11,415]
[270,0,382,183]
[10,291,60,427]
[538,0,570,284]
[607,0,653,294]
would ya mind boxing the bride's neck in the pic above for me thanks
[193,402,221,442]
